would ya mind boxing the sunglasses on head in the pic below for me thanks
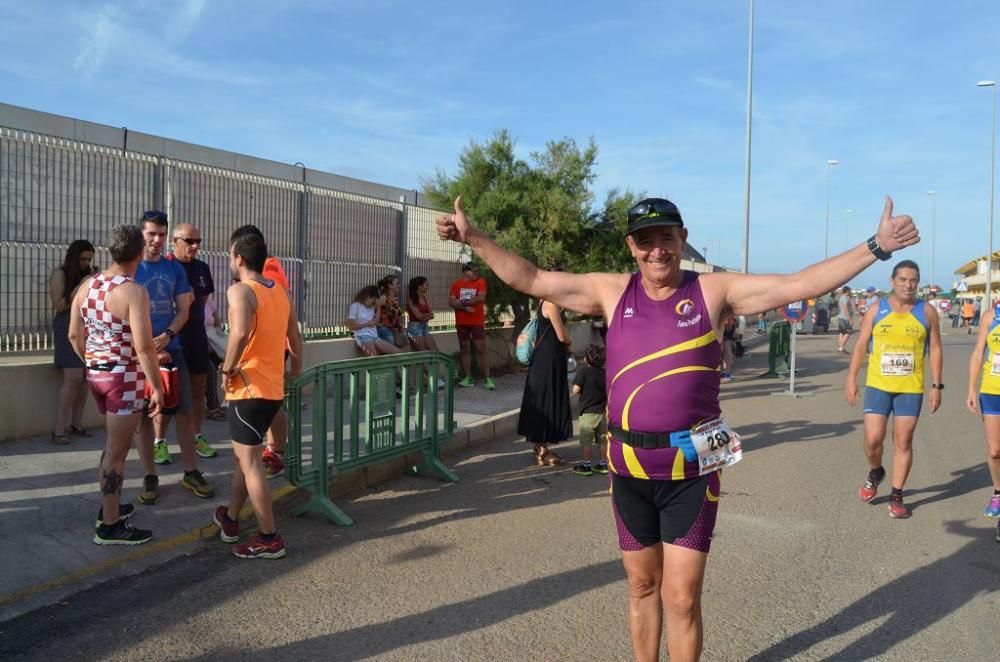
[141,210,168,223]
[174,237,202,246]
[627,199,682,226]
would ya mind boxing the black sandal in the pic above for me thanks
[68,425,92,437]
[51,431,70,445]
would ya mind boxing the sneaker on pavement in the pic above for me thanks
[181,470,215,498]
[592,461,609,475]
[888,499,911,519]
[94,503,135,527]
[859,471,883,503]
[482,377,497,391]
[153,441,173,465]
[93,519,153,546]
[234,534,286,559]
[138,474,160,505]
[458,376,474,388]
[195,434,218,458]
[995,521,1000,543]
[984,493,1000,518]
[720,372,733,383]
[213,506,240,543]
[263,448,285,479]
[572,463,593,477]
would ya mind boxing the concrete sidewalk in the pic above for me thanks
[0,371,529,622]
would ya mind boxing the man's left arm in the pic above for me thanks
[927,303,943,413]
[702,197,917,321]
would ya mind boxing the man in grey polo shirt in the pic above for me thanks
[837,285,856,353]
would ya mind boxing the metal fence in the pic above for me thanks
[0,104,467,353]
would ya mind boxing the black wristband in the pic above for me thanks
[867,235,892,261]
[164,328,176,340]
[931,383,944,390]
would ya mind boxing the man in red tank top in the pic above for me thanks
[69,225,165,545]
[437,195,919,661]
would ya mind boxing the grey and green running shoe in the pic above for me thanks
[194,434,218,458]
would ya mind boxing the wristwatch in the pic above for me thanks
[931,383,944,390]
[866,235,892,261]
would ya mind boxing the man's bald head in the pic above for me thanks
[172,223,203,262]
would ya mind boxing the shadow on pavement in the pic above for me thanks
[0,440,615,660]
[872,464,990,513]
[737,419,860,452]
[747,520,999,661]
[193,559,623,662]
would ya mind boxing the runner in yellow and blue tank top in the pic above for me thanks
[965,299,1000,528]
[437,193,920,661]
[845,260,942,520]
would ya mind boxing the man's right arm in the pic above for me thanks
[845,305,877,403]
[438,197,625,318]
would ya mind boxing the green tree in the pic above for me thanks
[423,130,601,331]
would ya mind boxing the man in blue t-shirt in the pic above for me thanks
[133,211,214,505]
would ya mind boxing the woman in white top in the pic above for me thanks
[348,285,403,357]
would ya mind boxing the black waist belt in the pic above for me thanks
[609,424,684,450]
[88,363,119,372]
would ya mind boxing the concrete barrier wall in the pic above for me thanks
[0,322,601,441]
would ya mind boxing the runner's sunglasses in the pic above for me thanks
[626,199,683,227]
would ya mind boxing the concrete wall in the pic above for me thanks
[0,322,599,441]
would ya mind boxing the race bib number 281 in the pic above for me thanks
[690,418,743,475]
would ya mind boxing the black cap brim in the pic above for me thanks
[627,216,684,235]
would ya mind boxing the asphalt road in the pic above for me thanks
[2,331,997,661]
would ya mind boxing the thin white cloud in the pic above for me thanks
[73,4,121,78]
[168,0,207,38]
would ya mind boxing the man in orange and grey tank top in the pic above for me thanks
[437,195,919,662]
[212,232,303,559]
[68,225,165,545]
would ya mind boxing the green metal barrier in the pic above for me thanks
[762,321,792,378]
[285,351,458,525]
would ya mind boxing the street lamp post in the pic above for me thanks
[824,160,839,259]
[926,191,936,289]
[741,0,755,275]
[979,80,996,309]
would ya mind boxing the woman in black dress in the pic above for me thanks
[518,299,573,465]
[49,239,96,444]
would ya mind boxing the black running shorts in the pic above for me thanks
[611,471,721,553]
[227,398,282,446]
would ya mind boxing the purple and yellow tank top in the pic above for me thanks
[605,271,721,481]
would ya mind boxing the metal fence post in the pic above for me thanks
[398,194,408,293]
[296,165,309,328]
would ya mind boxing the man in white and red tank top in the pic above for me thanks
[437,195,919,661]
[69,225,165,546]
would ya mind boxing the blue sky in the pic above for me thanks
[2,0,1000,288]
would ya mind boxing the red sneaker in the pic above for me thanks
[234,534,286,559]
[888,500,911,519]
[262,447,284,479]
[859,479,879,502]
[213,506,239,543]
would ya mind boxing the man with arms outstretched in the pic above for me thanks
[437,195,917,662]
